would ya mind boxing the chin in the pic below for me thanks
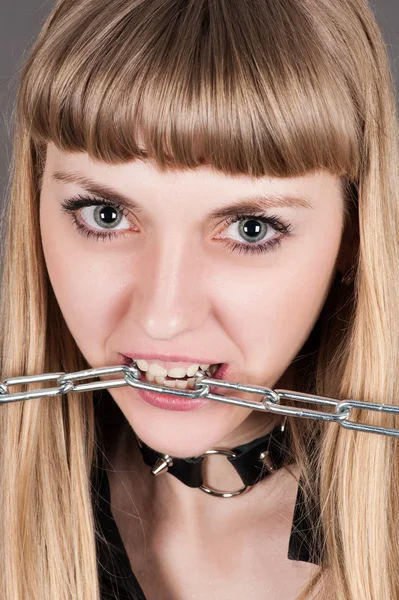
[125,408,245,459]
[111,373,256,458]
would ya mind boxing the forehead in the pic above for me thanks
[44,143,343,206]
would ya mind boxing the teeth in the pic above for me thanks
[148,363,168,377]
[132,359,219,379]
[206,364,219,376]
[163,379,177,388]
[186,364,200,377]
[145,371,156,383]
[166,367,189,379]
[144,372,204,390]
[175,379,188,390]
[136,359,149,371]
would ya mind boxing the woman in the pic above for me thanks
[1,0,398,598]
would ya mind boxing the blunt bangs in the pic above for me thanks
[20,0,361,179]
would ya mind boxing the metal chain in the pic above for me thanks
[1,362,399,437]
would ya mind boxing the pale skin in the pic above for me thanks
[39,142,351,598]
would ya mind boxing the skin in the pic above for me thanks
[39,141,349,598]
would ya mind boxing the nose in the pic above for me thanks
[133,236,210,341]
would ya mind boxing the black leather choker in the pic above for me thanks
[134,419,290,498]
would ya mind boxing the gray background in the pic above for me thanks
[0,0,398,203]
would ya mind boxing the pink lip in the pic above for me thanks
[125,362,230,412]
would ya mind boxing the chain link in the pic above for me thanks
[1,362,399,437]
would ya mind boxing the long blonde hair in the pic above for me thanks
[1,0,399,598]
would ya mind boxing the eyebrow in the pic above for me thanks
[51,170,313,218]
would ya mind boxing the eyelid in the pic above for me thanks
[60,194,293,254]
[61,194,130,212]
[61,194,135,224]
[60,194,137,236]
[215,212,292,236]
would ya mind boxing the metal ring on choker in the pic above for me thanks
[134,417,289,498]
[199,449,249,498]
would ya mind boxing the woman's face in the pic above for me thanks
[40,142,345,457]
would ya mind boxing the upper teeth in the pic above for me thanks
[132,360,218,378]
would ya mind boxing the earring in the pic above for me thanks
[341,264,356,285]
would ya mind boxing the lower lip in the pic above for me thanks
[132,365,226,412]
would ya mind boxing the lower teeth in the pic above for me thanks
[144,372,195,389]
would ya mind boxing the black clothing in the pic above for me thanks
[92,391,321,600]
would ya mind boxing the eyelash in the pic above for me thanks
[60,194,293,255]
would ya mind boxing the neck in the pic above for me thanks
[104,366,298,528]
[109,413,296,531]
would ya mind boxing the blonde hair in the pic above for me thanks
[1,0,399,598]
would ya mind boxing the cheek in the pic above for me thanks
[207,228,341,384]
[40,202,132,364]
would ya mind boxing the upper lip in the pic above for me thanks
[120,352,224,370]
